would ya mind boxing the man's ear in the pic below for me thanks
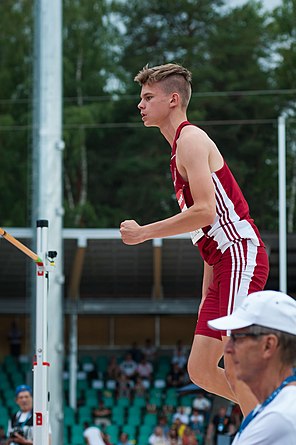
[263,334,279,358]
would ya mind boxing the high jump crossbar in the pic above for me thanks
[0,220,56,445]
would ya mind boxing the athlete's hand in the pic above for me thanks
[120,220,145,245]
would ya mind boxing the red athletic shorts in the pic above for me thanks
[195,240,269,340]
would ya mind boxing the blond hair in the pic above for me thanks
[134,63,192,109]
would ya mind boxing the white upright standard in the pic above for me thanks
[0,219,57,445]
[33,219,57,445]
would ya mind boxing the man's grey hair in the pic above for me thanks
[248,324,296,366]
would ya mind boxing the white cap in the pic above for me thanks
[208,290,296,335]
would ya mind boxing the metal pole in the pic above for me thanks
[32,1,64,442]
[278,115,287,293]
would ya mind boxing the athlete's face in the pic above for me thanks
[138,82,172,127]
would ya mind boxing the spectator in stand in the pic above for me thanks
[137,355,154,381]
[92,400,111,427]
[189,408,204,436]
[171,418,187,442]
[106,356,121,380]
[172,407,189,425]
[117,432,133,445]
[181,426,198,445]
[168,427,181,445]
[149,426,169,445]
[133,375,146,397]
[156,415,170,437]
[7,385,34,445]
[83,422,105,445]
[141,338,157,362]
[102,433,112,445]
[166,363,185,388]
[192,391,211,414]
[206,406,234,445]
[171,341,188,370]
[173,340,187,358]
[229,404,243,432]
[171,350,187,371]
[128,341,143,363]
[116,372,133,399]
[0,426,6,445]
[146,402,158,414]
[119,353,138,379]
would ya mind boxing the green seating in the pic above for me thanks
[148,396,162,407]
[85,396,98,408]
[164,395,178,407]
[111,405,126,425]
[5,398,18,411]
[132,396,146,408]
[78,406,91,422]
[143,413,157,426]
[102,395,115,408]
[126,413,141,426]
[106,424,119,443]
[71,424,84,444]
[149,388,163,398]
[166,388,177,397]
[96,356,108,374]
[0,374,11,390]
[127,406,141,417]
[138,435,151,445]
[85,388,97,399]
[80,355,93,365]
[138,424,153,437]
[122,424,136,440]
[117,396,130,408]
[77,379,88,391]
[180,395,193,407]
[64,406,75,426]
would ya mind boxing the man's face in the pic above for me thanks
[16,391,33,412]
[138,82,173,127]
[224,329,267,384]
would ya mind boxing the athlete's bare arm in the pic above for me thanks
[120,127,220,245]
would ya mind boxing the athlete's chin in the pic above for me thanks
[143,121,157,128]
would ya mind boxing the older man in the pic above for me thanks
[6,385,33,445]
[208,290,296,444]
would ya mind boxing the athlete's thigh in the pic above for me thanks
[196,241,255,339]
[189,334,225,367]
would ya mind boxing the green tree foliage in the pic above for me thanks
[0,0,33,225]
[194,2,280,230]
[268,0,296,232]
[62,0,122,226]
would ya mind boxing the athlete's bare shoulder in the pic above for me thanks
[177,125,223,172]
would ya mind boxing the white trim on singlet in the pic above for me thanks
[207,173,260,253]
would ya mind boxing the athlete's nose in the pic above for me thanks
[138,99,144,110]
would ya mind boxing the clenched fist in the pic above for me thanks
[120,220,145,245]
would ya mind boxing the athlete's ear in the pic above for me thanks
[170,92,180,108]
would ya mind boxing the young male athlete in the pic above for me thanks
[120,63,269,415]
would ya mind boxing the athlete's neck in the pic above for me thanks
[159,112,188,146]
